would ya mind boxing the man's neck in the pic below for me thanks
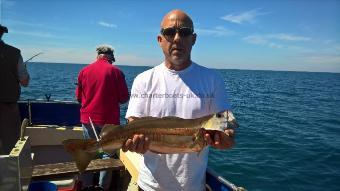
[97,57,112,64]
[165,60,192,71]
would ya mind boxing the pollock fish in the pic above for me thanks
[62,110,238,172]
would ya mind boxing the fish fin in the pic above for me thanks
[100,124,122,138]
[127,116,159,124]
[189,129,204,149]
[189,138,198,149]
[161,116,183,120]
[130,116,181,122]
[62,139,97,173]
[226,110,239,129]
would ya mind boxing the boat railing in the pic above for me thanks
[18,99,81,127]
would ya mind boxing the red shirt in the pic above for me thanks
[76,58,129,125]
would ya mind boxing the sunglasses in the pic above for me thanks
[160,27,194,38]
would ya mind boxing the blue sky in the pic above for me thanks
[1,0,339,72]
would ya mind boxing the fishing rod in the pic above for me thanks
[24,52,43,63]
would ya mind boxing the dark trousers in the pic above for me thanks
[0,102,21,154]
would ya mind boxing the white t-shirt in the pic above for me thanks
[126,62,231,191]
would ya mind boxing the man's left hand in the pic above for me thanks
[204,129,235,150]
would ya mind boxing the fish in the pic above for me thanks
[62,110,238,172]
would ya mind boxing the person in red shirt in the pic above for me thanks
[76,44,129,190]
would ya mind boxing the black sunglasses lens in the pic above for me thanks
[162,28,177,36]
[178,28,193,36]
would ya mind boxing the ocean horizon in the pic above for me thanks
[29,61,340,74]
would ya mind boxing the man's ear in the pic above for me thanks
[157,35,162,44]
[192,33,197,46]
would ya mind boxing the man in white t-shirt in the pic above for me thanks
[123,9,237,191]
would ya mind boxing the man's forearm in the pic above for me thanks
[17,55,30,86]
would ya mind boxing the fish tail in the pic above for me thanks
[62,139,98,172]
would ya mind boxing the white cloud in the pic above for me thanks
[5,19,69,31]
[98,21,117,28]
[19,45,94,64]
[196,26,235,37]
[267,33,310,41]
[335,45,340,52]
[119,54,160,66]
[11,30,56,38]
[10,29,78,41]
[292,53,340,72]
[243,35,268,45]
[243,33,311,49]
[220,9,268,24]
[302,54,340,64]
[323,39,336,45]
[268,43,283,49]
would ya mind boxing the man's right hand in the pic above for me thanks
[122,134,150,154]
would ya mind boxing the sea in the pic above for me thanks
[21,62,340,191]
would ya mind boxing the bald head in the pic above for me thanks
[160,9,194,30]
[157,9,196,71]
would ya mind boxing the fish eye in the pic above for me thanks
[216,113,222,118]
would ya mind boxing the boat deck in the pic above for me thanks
[32,158,124,181]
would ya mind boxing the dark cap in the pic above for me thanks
[0,25,8,33]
